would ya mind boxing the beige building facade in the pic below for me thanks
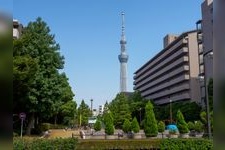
[196,0,213,105]
[134,30,201,105]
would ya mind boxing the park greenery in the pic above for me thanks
[94,119,102,131]
[176,110,189,134]
[13,18,213,139]
[131,117,140,133]
[144,101,158,137]
[13,17,77,135]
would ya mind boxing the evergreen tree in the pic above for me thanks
[78,100,91,126]
[122,119,131,133]
[158,121,165,133]
[187,121,195,131]
[176,110,189,134]
[110,93,131,129]
[104,111,114,135]
[144,101,158,137]
[94,119,102,131]
[131,117,140,133]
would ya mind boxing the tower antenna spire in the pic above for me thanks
[118,11,128,92]
[121,11,125,40]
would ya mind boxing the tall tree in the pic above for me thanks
[60,100,77,125]
[13,18,74,135]
[77,100,91,126]
[176,110,189,134]
[144,101,158,137]
[110,93,131,129]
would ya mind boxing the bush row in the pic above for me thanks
[13,137,78,150]
[13,138,212,150]
[77,139,213,150]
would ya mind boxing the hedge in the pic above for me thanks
[77,139,212,150]
[13,137,78,150]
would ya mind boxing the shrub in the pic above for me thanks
[13,137,78,150]
[39,123,50,132]
[160,139,213,150]
[144,101,158,137]
[94,119,102,131]
[194,120,204,133]
[187,121,195,131]
[176,110,189,134]
[122,119,131,133]
[104,112,114,135]
[158,121,165,133]
[131,117,140,133]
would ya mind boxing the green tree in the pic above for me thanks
[176,110,189,134]
[60,101,77,125]
[104,111,114,135]
[94,119,102,131]
[194,121,204,133]
[144,101,158,137]
[13,18,74,135]
[131,117,140,133]
[110,93,131,129]
[122,119,131,133]
[128,91,146,125]
[78,100,91,126]
[187,121,195,131]
[158,121,165,133]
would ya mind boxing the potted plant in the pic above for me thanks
[176,110,189,138]
[169,129,178,138]
[131,117,141,139]
[194,121,204,137]
[158,121,165,138]
[122,119,131,139]
[143,101,158,138]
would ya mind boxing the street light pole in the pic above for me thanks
[139,108,142,124]
[170,99,172,124]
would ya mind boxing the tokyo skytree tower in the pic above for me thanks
[118,12,128,92]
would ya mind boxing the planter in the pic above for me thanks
[133,133,142,139]
[179,133,189,138]
[169,134,178,138]
[106,135,116,140]
[195,132,203,138]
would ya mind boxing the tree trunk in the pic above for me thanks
[54,115,57,125]
[26,112,35,135]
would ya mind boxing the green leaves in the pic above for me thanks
[13,17,75,134]
[144,101,158,137]
[158,121,165,133]
[176,110,189,134]
[131,117,140,133]
[110,93,131,129]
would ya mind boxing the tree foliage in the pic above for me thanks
[13,18,75,135]
[103,111,114,135]
[78,100,91,126]
[176,110,189,134]
[131,117,140,133]
[94,119,102,131]
[122,119,131,133]
[144,101,158,137]
[158,121,165,133]
[109,93,131,129]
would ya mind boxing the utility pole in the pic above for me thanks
[170,99,172,124]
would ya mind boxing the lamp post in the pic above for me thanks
[198,51,213,139]
[170,99,172,124]
[139,108,142,124]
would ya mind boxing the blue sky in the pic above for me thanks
[12,0,202,109]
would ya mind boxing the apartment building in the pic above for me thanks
[196,0,213,105]
[134,30,201,105]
